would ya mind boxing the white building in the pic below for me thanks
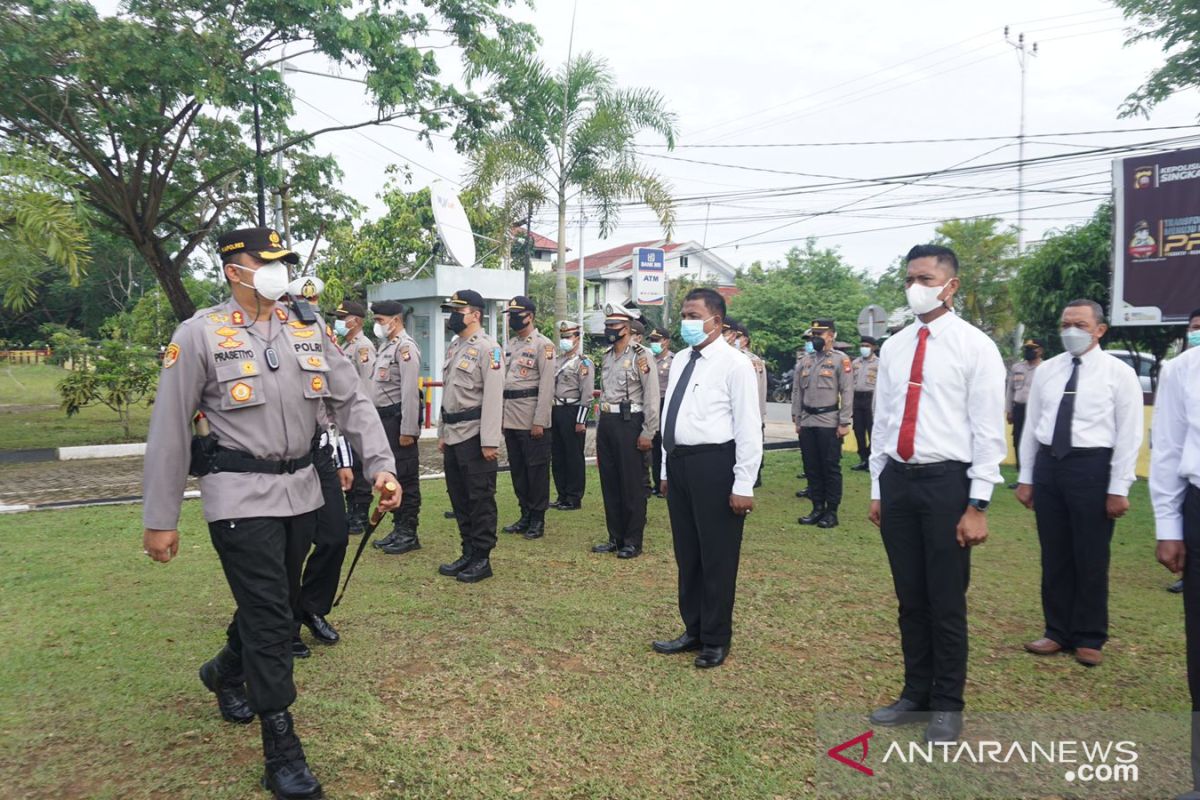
[563,240,739,332]
[512,228,566,273]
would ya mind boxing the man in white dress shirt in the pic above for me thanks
[866,244,1007,744]
[1015,300,1143,668]
[1151,339,1200,800]
[651,288,763,670]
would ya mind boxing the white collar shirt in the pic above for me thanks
[1151,350,1200,540]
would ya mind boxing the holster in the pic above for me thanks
[189,434,219,477]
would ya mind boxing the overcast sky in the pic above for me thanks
[271,0,1199,275]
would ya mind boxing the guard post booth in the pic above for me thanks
[369,264,525,434]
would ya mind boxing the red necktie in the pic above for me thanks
[896,326,930,462]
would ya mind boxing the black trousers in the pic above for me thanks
[207,512,316,714]
[879,459,971,712]
[1032,446,1114,650]
[666,442,745,647]
[345,450,373,507]
[799,425,843,507]
[550,405,586,505]
[379,412,421,530]
[853,391,874,463]
[443,434,498,555]
[504,427,552,514]
[597,412,648,548]
[299,445,348,617]
[1011,402,1027,472]
[1183,486,1200,788]
[651,432,664,487]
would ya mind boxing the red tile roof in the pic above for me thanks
[563,240,684,274]
[512,227,567,252]
[716,286,742,299]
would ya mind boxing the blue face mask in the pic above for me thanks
[680,317,712,347]
[804,341,814,354]
[333,320,349,337]
[649,342,663,355]
[1189,330,1200,348]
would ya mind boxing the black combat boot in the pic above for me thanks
[523,511,545,540]
[380,526,421,554]
[438,548,474,577]
[198,646,254,724]
[799,503,826,525]
[456,553,494,583]
[346,503,369,535]
[502,511,531,534]
[817,505,840,529]
[260,710,323,799]
[372,520,404,550]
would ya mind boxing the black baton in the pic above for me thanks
[333,481,398,607]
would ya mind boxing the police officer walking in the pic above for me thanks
[793,319,853,528]
[648,325,673,496]
[550,319,593,511]
[437,290,505,582]
[500,296,556,539]
[333,299,376,534]
[1007,337,1044,488]
[369,300,423,555]
[591,304,659,558]
[141,227,398,800]
[850,336,879,472]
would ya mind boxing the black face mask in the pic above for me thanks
[604,325,624,344]
[1023,346,1038,361]
[447,311,468,334]
[812,337,827,353]
[509,313,529,332]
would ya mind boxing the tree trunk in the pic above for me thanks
[132,237,196,321]
[555,183,569,322]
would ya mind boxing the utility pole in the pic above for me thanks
[275,45,287,242]
[577,193,586,337]
[1004,26,1038,255]
[252,78,266,227]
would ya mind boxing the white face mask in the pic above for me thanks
[558,338,574,352]
[233,262,289,301]
[906,280,950,315]
[373,321,389,340]
[860,346,872,358]
[1060,327,1094,356]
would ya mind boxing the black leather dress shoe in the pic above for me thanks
[924,711,962,743]
[796,472,807,480]
[1170,579,1186,594]
[555,501,581,511]
[795,488,811,499]
[456,557,493,583]
[302,612,339,645]
[592,541,618,553]
[291,637,311,659]
[652,633,702,654]
[694,645,728,668]
[869,698,928,727]
[438,552,474,576]
[198,660,255,724]
[443,510,457,519]
[850,461,869,472]
[616,545,642,559]
[380,534,421,555]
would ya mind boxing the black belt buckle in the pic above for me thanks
[620,401,631,421]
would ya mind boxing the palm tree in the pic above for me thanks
[471,52,677,321]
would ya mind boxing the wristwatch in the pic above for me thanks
[968,498,990,512]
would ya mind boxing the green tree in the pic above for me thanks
[101,276,222,349]
[0,0,534,321]
[1112,0,1200,116]
[58,339,158,439]
[934,217,1019,344]
[474,52,677,321]
[0,144,89,311]
[728,241,871,373]
[1013,203,1178,387]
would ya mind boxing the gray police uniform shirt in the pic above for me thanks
[554,348,595,425]
[793,348,854,428]
[746,350,768,421]
[503,330,556,430]
[439,330,504,448]
[345,330,377,395]
[143,299,396,530]
[600,341,660,439]
[1006,360,1039,412]
[853,354,879,393]
[373,330,422,438]
[655,349,673,404]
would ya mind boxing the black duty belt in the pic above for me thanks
[802,404,839,415]
[212,446,313,475]
[376,402,403,419]
[554,397,581,406]
[1039,445,1112,458]
[1012,401,1027,408]
[669,440,735,459]
[442,406,483,424]
[503,388,539,400]
[853,391,874,399]
[886,458,969,477]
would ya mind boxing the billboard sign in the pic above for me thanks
[1112,147,1200,325]
[633,247,665,306]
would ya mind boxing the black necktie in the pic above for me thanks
[1051,356,1081,459]
[662,350,702,455]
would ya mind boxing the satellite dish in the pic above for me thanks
[430,182,476,268]
[857,304,889,339]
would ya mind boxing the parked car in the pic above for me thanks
[1106,349,1154,394]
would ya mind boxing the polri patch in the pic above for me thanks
[162,342,180,369]
[400,346,411,362]
[230,382,253,403]
[490,348,502,370]
[310,376,324,392]
[543,344,555,360]
[358,347,371,364]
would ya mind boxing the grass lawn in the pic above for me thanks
[0,364,152,450]
[0,450,1187,799]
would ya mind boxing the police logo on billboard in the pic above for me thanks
[1133,167,1154,189]
[1128,220,1157,259]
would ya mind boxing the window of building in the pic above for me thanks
[679,255,690,270]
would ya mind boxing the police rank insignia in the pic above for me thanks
[310,376,324,392]
[214,326,244,349]
[307,356,323,368]
[206,313,229,324]
[241,361,257,375]
[490,348,502,370]
[231,310,245,326]
[290,328,316,339]
[274,307,288,322]
[230,382,253,403]
[162,342,180,369]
